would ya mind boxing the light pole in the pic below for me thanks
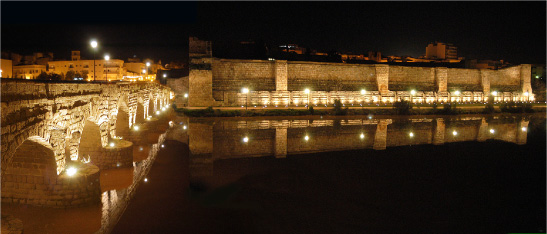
[90,40,98,81]
[104,55,110,81]
[142,69,146,81]
[361,89,366,110]
[146,62,151,81]
[304,88,310,109]
[242,87,249,110]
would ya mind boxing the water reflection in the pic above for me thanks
[187,115,534,177]
[98,131,167,234]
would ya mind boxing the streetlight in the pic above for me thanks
[104,55,110,81]
[304,88,310,109]
[242,87,249,110]
[163,74,167,78]
[410,89,416,103]
[90,40,98,81]
[360,89,366,110]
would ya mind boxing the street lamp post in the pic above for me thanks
[242,87,249,110]
[90,40,98,81]
[304,88,310,109]
[146,62,151,81]
[361,89,366,111]
[104,55,110,81]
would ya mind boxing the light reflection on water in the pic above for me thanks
[185,115,541,177]
[97,132,167,234]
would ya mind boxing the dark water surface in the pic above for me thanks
[113,114,546,234]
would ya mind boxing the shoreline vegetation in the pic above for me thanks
[174,100,544,118]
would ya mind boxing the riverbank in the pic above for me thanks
[174,102,546,117]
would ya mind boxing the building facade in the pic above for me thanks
[13,64,46,79]
[1,59,13,78]
[425,42,458,60]
[48,51,124,81]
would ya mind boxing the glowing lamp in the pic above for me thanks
[410,90,416,95]
[242,87,249,94]
[360,133,365,139]
[133,125,139,131]
[489,129,495,134]
[66,167,77,176]
[156,111,160,115]
[184,93,188,98]
[183,125,187,130]
[104,55,110,61]
[491,91,498,96]
[409,132,414,137]
[304,88,310,94]
[521,127,527,132]
[452,131,458,136]
[243,137,249,143]
[90,40,98,48]
[144,178,148,182]
[110,142,115,147]
[304,135,309,141]
[361,89,366,95]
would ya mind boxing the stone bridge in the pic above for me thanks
[1,79,172,207]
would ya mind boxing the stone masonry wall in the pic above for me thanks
[188,56,532,106]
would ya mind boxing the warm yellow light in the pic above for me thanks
[410,90,416,95]
[242,87,249,94]
[156,111,160,115]
[183,125,187,130]
[90,40,98,48]
[144,178,148,182]
[361,89,366,95]
[491,91,498,96]
[452,131,458,136]
[454,91,460,96]
[521,127,527,132]
[161,144,165,148]
[304,88,310,94]
[489,129,495,134]
[163,74,167,78]
[104,55,110,61]
[110,142,115,147]
[142,69,146,74]
[243,137,249,143]
[133,125,139,131]
[146,62,151,67]
[184,93,188,98]
[524,92,529,96]
[304,135,309,141]
[360,133,365,139]
[409,132,414,137]
[66,167,77,176]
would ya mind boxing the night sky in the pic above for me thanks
[1,2,545,64]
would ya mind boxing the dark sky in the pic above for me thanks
[1,2,545,64]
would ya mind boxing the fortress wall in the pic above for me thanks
[490,66,521,91]
[388,66,435,91]
[287,62,377,91]
[446,68,482,91]
[195,57,530,106]
[212,59,276,91]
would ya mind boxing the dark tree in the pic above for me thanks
[65,70,76,80]
[37,72,49,80]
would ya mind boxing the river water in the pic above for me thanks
[2,113,546,233]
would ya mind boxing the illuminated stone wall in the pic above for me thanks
[1,79,172,176]
[189,58,533,106]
